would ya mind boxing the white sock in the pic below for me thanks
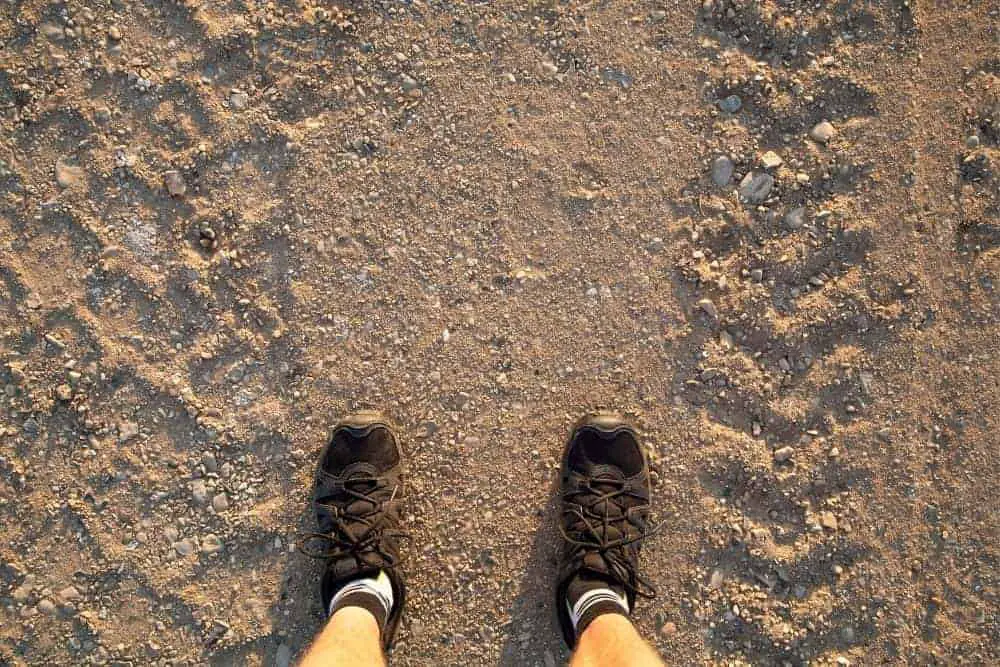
[328,570,394,626]
[567,586,630,632]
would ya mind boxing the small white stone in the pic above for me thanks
[773,446,795,462]
[759,151,783,169]
[810,121,836,143]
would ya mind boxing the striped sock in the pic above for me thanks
[567,585,630,638]
[328,570,394,631]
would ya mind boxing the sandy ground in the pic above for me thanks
[1,1,998,665]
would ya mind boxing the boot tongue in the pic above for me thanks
[587,464,625,496]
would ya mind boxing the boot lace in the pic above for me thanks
[560,475,661,599]
[297,474,408,568]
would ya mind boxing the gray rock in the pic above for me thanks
[401,75,420,92]
[784,206,806,230]
[191,479,208,505]
[212,493,229,512]
[23,418,40,438]
[229,90,249,110]
[718,95,742,113]
[738,172,774,203]
[37,599,57,615]
[711,156,734,186]
[697,299,718,319]
[966,135,980,149]
[163,170,186,197]
[118,421,139,443]
[810,121,836,143]
[202,452,218,473]
[173,539,196,556]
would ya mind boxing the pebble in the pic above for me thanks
[784,206,806,230]
[212,493,229,512]
[40,23,64,41]
[36,599,57,615]
[202,452,218,473]
[718,95,742,113]
[966,135,980,149]
[163,170,186,197]
[118,421,139,443]
[12,581,33,602]
[201,534,224,554]
[773,446,795,462]
[820,512,839,531]
[738,172,774,203]
[23,418,40,438]
[810,121,836,143]
[107,26,122,41]
[759,151,783,169]
[711,156,734,186]
[55,159,84,188]
[191,479,208,505]
[55,384,73,401]
[229,90,249,110]
[660,621,678,636]
[58,586,81,602]
[697,298,718,319]
[401,75,419,92]
[173,539,196,556]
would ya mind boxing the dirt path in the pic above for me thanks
[1,1,997,665]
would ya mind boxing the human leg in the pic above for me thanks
[299,606,386,667]
[569,613,665,667]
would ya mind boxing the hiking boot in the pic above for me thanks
[556,413,656,647]
[299,411,407,649]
